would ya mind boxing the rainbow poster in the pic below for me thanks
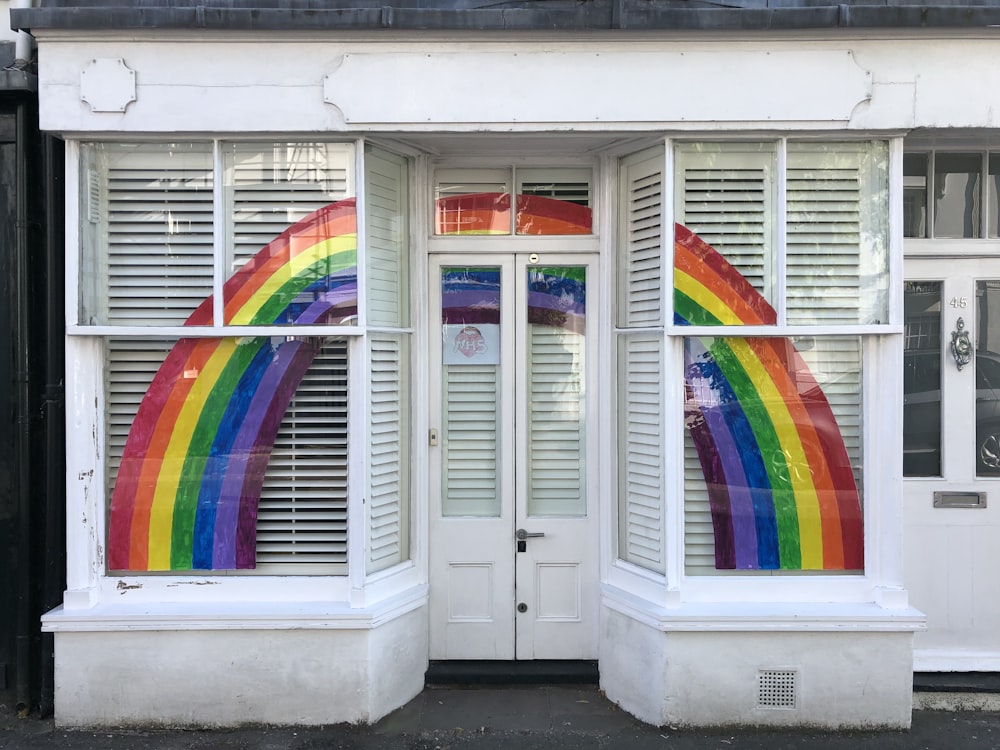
[676,224,864,570]
[108,200,358,571]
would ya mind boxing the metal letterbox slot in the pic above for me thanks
[933,491,987,509]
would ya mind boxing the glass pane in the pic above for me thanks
[516,168,593,235]
[904,153,928,238]
[934,153,982,238]
[989,155,1000,239]
[80,143,214,326]
[526,266,587,517]
[904,282,942,477]
[106,334,345,572]
[435,168,511,235]
[674,142,777,314]
[976,281,1000,475]
[222,142,357,326]
[683,335,864,573]
[440,267,502,517]
[785,141,889,326]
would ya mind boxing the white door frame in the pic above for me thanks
[427,249,600,660]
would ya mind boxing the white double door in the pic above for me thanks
[428,252,599,661]
[904,257,1000,670]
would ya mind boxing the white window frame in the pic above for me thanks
[62,137,421,610]
[606,136,906,609]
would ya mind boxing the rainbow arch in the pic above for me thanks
[108,200,357,571]
[675,224,864,570]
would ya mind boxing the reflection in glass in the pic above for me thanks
[903,281,942,477]
[526,267,587,517]
[976,281,1000,475]
[934,153,982,238]
[904,153,928,238]
[989,155,1000,239]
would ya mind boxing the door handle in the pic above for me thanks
[516,528,545,540]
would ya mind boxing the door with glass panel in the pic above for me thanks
[903,148,1000,668]
[428,253,598,660]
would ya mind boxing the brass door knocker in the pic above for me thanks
[951,317,973,371]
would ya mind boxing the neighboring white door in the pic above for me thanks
[904,257,1000,670]
[428,252,599,660]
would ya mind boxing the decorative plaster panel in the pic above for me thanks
[80,58,136,113]
[323,50,871,125]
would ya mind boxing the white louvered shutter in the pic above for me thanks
[615,147,665,572]
[786,142,889,325]
[365,147,409,327]
[442,363,500,517]
[91,144,214,326]
[367,334,410,573]
[617,335,664,572]
[527,323,586,517]
[674,143,777,303]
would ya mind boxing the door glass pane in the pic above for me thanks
[903,281,942,477]
[903,153,928,238]
[934,153,982,238]
[515,168,593,235]
[440,267,502,516]
[976,280,1000,475]
[527,266,587,517]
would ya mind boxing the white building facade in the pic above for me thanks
[14,0,1000,730]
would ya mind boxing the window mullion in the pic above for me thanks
[213,139,225,327]
[776,137,788,327]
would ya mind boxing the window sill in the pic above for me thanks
[42,584,428,633]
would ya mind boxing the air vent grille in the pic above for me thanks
[757,669,797,709]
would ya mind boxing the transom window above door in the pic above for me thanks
[434,167,593,236]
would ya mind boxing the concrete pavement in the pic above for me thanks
[3,685,1000,749]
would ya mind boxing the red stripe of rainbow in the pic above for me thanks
[675,224,863,570]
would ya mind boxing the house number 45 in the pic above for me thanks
[950,296,968,308]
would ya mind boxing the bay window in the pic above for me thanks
[77,140,410,576]
[617,138,890,579]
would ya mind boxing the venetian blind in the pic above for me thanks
[95,144,214,326]
[367,334,411,573]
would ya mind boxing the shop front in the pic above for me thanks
[20,0,1000,730]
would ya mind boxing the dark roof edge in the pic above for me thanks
[12,5,1000,33]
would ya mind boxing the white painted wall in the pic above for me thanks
[27,33,1000,135]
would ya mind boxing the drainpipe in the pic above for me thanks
[38,132,64,718]
[13,100,32,717]
[10,0,34,68]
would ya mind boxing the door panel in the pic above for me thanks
[904,259,1000,669]
[428,253,598,661]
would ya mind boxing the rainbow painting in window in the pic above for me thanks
[108,200,357,571]
[675,224,864,571]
